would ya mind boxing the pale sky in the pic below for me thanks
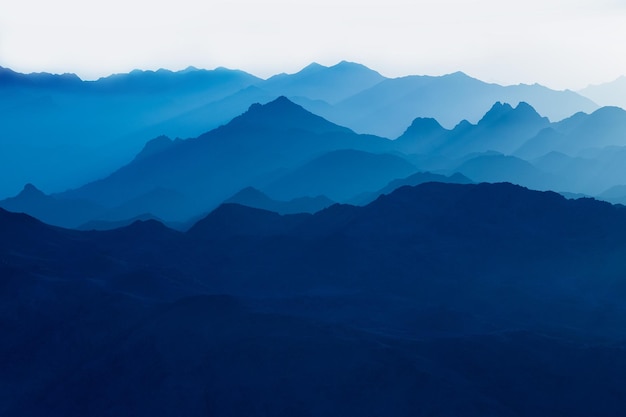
[1,0,626,90]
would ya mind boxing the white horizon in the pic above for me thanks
[2,0,625,90]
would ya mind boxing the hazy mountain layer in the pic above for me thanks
[53,97,395,221]
[579,76,626,108]
[6,97,626,227]
[0,63,599,198]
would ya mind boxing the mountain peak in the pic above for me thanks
[480,102,514,122]
[226,187,271,204]
[515,101,534,111]
[230,96,352,134]
[300,62,327,73]
[453,120,474,131]
[406,117,444,133]
[512,101,545,119]
[397,117,446,142]
[133,135,179,162]
[589,105,626,120]
[478,101,545,126]
[331,60,371,70]
[444,70,471,78]
[19,183,46,198]
[244,95,297,113]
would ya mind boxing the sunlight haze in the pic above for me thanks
[1,0,626,89]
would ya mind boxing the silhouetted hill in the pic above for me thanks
[351,172,473,205]
[58,97,393,220]
[141,85,278,140]
[225,95,353,134]
[326,72,596,137]
[132,135,183,162]
[454,153,560,191]
[516,106,626,159]
[184,181,626,298]
[394,117,448,153]
[479,101,547,127]
[442,102,551,157]
[259,61,385,104]
[188,204,311,239]
[0,183,105,228]
[225,187,334,214]
[5,182,626,415]
[94,187,192,222]
[78,213,165,231]
[392,102,626,195]
[0,182,191,229]
[395,102,551,158]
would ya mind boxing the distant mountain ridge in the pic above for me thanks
[53,97,395,219]
[324,71,596,137]
[260,61,386,104]
[579,76,626,109]
[5,96,626,228]
[7,58,626,416]
[395,101,626,196]
[396,101,551,157]
[0,183,105,228]
[0,62,599,198]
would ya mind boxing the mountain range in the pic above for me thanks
[5,61,626,415]
[4,181,626,416]
[5,95,626,229]
[0,62,601,198]
[0,97,413,228]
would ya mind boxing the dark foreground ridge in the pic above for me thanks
[3,182,626,416]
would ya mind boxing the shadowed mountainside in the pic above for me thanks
[4,182,626,415]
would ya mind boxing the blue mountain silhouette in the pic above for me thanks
[225,187,334,214]
[4,182,626,415]
[0,63,599,198]
[328,72,596,137]
[55,97,393,220]
[516,106,626,158]
[259,60,385,104]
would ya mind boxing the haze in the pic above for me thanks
[1,0,626,89]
